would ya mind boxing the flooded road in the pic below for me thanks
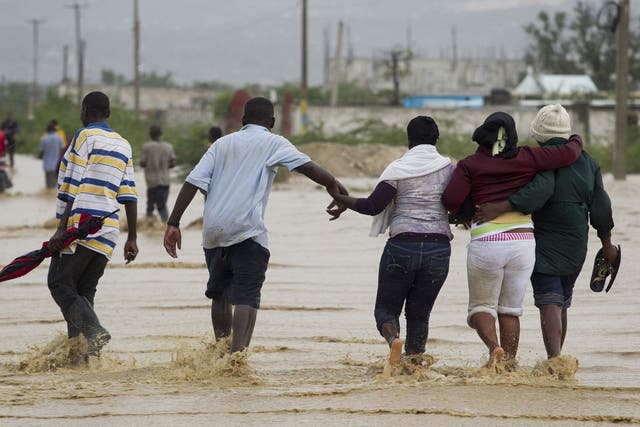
[0,155,638,426]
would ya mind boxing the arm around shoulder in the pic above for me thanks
[526,135,583,171]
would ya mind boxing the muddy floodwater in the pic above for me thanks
[0,155,638,426]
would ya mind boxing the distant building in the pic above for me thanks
[325,56,526,96]
[55,83,217,124]
[514,68,598,96]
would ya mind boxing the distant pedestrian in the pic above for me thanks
[40,122,64,189]
[1,113,20,167]
[208,126,222,146]
[50,119,68,150]
[0,129,10,192]
[140,125,176,222]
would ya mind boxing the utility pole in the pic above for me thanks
[613,0,630,180]
[27,19,43,120]
[323,25,329,86]
[133,0,141,119]
[300,0,308,133]
[62,44,70,83]
[67,3,86,105]
[330,21,344,107]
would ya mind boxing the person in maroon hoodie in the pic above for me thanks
[442,112,583,369]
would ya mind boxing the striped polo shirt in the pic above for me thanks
[56,121,137,259]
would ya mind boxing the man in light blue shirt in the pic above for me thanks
[164,97,346,354]
[40,122,64,188]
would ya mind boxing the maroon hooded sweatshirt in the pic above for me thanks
[442,134,583,213]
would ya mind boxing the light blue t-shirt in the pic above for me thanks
[186,124,311,249]
[40,132,64,172]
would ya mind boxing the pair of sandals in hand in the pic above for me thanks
[590,245,622,293]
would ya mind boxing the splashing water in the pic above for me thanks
[166,337,259,383]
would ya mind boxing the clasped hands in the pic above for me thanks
[325,179,348,221]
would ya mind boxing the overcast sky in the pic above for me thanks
[0,0,584,87]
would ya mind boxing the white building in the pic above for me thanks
[514,69,598,96]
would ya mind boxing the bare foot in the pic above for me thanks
[389,338,403,365]
[485,346,504,369]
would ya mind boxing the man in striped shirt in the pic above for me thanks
[47,91,138,359]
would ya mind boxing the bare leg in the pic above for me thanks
[471,313,503,367]
[230,305,257,353]
[539,304,563,358]
[498,314,520,360]
[211,299,232,341]
[560,308,568,349]
[380,322,403,365]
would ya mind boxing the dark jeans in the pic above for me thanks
[204,238,270,309]
[146,185,169,221]
[48,245,109,336]
[375,239,450,354]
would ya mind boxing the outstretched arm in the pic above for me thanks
[328,181,396,216]
[294,161,349,220]
[294,161,342,189]
[163,182,199,258]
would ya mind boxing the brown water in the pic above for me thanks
[0,156,638,426]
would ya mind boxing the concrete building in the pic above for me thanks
[325,56,526,96]
[55,83,217,124]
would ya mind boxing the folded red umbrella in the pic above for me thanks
[0,209,119,283]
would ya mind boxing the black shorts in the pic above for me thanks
[204,238,270,309]
[531,271,578,309]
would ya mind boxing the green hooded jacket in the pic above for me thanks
[508,137,614,276]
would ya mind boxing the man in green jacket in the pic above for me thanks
[474,104,617,359]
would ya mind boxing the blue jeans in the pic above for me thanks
[375,239,451,354]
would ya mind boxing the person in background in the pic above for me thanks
[163,97,347,355]
[39,122,64,189]
[48,91,138,359]
[442,112,583,369]
[473,104,617,360]
[0,129,9,192]
[140,125,176,223]
[50,119,67,146]
[327,116,454,366]
[1,113,19,168]
[208,126,222,146]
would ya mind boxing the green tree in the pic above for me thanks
[524,11,581,74]
[138,71,177,88]
[382,49,413,106]
[101,69,128,86]
[524,2,640,90]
